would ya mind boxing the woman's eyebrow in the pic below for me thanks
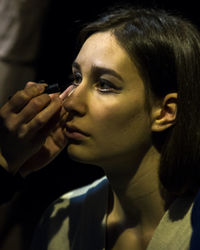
[72,61,81,71]
[91,65,124,81]
[72,61,124,81]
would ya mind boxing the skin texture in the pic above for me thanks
[63,32,177,249]
[64,32,154,172]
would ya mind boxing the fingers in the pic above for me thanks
[0,83,51,134]
[0,82,63,141]
[11,84,47,113]
[59,84,75,100]
[1,83,47,115]
[19,95,62,140]
[0,82,68,173]
[19,93,51,124]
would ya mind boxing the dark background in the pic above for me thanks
[7,0,200,248]
[30,0,200,209]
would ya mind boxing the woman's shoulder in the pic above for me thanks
[147,194,195,250]
[42,176,108,219]
[31,176,109,250]
[60,176,108,202]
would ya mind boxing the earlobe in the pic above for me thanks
[151,93,177,132]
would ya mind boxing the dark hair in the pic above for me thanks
[78,5,200,196]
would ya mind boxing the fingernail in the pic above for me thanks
[59,85,75,100]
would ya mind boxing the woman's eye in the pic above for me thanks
[72,72,82,85]
[97,79,116,93]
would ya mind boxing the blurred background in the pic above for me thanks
[0,0,199,249]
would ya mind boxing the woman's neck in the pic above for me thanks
[105,146,167,232]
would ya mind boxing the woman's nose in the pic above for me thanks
[62,83,87,116]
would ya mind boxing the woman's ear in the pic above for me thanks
[151,93,177,132]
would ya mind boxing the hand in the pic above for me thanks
[20,103,68,177]
[0,82,68,176]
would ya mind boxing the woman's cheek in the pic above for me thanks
[91,101,123,123]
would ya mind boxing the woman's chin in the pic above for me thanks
[66,144,92,164]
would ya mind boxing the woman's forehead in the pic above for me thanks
[77,32,121,61]
[75,32,139,77]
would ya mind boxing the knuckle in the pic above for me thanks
[16,90,28,99]
[5,121,15,133]
[0,112,14,128]
[23,85,38,98]
[25,83,45,96]
[17,124,27,139]
[29,98,42,110]
[26,81,36,86]
[29,94,50,110]
[24,87,37,98]
[5,116,19,133]
[13,90,29,103]
[0,109,28,142]
[0,120,18,137]
[32,94,51,110]
[34,115,45,127]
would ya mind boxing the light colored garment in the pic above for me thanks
[147,193,194,250]
[31,177,194,250]
[0,0,49,106]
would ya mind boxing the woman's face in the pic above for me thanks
[63,32,154,171]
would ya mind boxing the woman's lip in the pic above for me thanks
[65,125,89,139]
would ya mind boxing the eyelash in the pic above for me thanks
[71,72,118,93]
[97,79,116,93]
[72,72,82,86]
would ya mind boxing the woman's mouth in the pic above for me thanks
[65,125,89,140]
